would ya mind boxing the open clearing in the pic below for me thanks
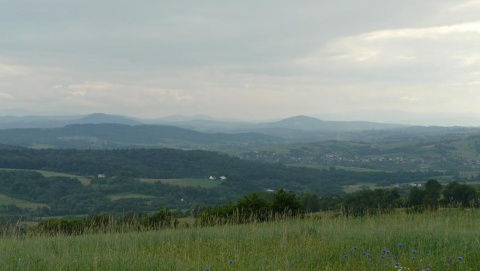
[34,170,91,185]
[0,168,91,185]
[0,193,48,209]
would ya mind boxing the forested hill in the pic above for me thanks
[0,147,450,216]
[0,148,343,184]
[0,123,284,149]
[0,148,441,193]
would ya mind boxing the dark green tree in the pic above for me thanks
[272,188,302,215]
[442,181,478,207]
[408,186,427,207]
[237,193,269,213]
[300,192,320,213]
[422,179,442,210]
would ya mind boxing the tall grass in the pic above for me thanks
[1,209,479,270]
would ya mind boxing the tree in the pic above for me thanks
[442,181,478,207]
[300,192,320,213]
[408,186,426,207]
[422,179,442,210]
[343,189,400,217]
[237,193,269,213]
[272,188,302,215]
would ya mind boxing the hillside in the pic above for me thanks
[0,147,444,216]
[241,134,480,175]
[0,123,284,149]
[262,115,408,131]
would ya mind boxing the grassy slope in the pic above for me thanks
[0,194,48,209]
[1,210,479,270]
[0,168,91,185]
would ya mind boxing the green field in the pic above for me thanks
[140,178,222,188]
[35,170,91,185]
[1,210,479,270]
[0,168,91,185]
[0,193,48,210]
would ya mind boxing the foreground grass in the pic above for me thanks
[1,210,480,270]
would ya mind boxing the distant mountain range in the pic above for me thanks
[0,113,408,132]
[1,113,479,150]
[0,123,284,149]
[0,113,141,129]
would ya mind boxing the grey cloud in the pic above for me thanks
[1,0,479,120]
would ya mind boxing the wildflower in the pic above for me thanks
[457,256,464,261]
[394,262,400,267]
[205,268,212,271]
[412,249,418,254]
[398,243,404,248]
[343,254,349,259]
[382,248,391,254]
[352,246,358,250]
[228,260,234,264]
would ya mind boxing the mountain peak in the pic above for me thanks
[72,113,143,126]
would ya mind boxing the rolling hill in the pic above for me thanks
[0,123,284,149]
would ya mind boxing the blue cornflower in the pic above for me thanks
[352,246,358,250]
[343,254,349,259]
[394,262,400,267]
[412,249,418,254]
[397,243,404,247]
[205,268,212,271]
[228,259,234,264]
[457,256,464,261]
[382,248,390,254]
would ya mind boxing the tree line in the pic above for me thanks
[17,179,479,236]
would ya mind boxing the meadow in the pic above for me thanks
[1,210,479,270]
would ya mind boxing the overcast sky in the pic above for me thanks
[1,1,480,124]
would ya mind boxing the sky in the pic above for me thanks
[1,0,480,125]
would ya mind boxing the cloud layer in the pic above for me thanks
[1,0,480,123]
